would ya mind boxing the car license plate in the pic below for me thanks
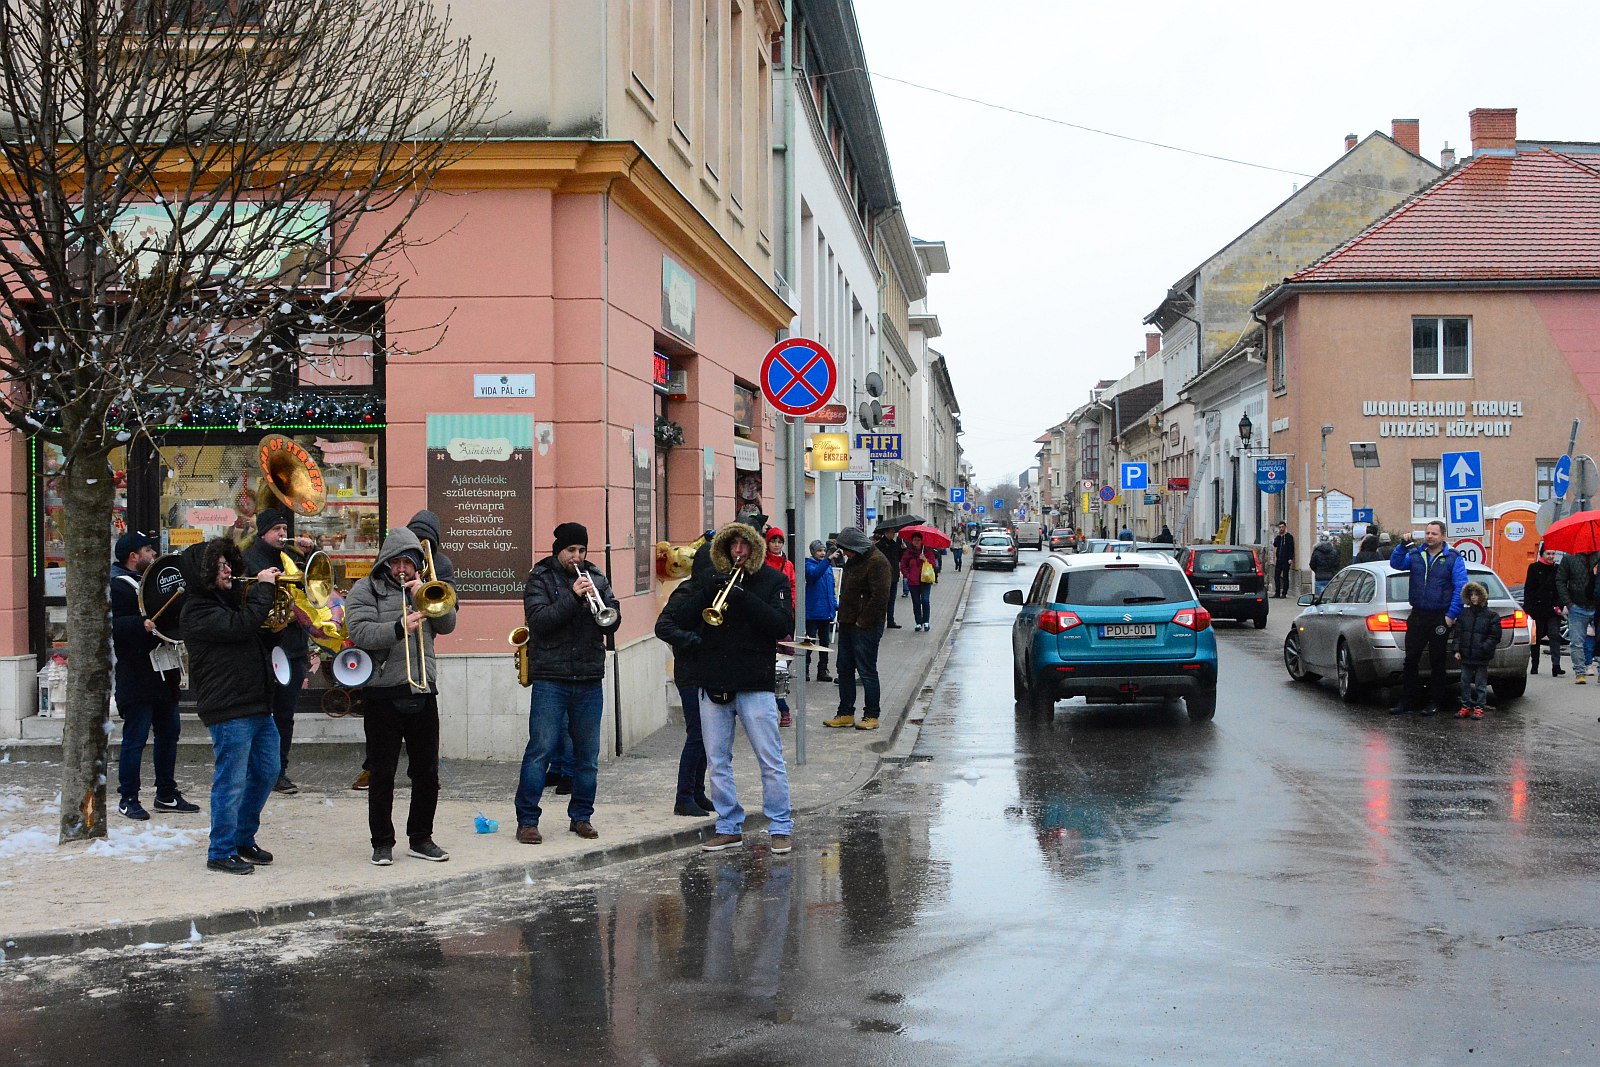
[1101,623,1156,639]
[1212,584,1240,593]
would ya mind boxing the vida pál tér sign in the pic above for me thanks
[1361,399,1524,438]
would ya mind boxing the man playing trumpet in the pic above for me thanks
[514,522,621,845]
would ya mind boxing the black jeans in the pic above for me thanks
[806,619,833,676]
[836,623,884,717]
[1530,611,1562,671]
[1401,610,1450,711]
[363,694,441,848]
[1274,563,1292,598]
[271,654,307,776]
[676,682,708,807]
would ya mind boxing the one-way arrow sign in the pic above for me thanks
[1442,450,1482,491]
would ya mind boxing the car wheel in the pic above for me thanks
[1336,640,1365,704]
[1283,629,1321,682]
[1492,674,1527,701]
[1013,662,1027,701]
[1253,613,1269,630]
[1027,673,1056,717]
[1186,689,1216,722]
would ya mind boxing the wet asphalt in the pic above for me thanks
[5,556,1600,1065]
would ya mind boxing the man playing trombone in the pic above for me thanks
[514,522,621,845]
[345,529,457,866]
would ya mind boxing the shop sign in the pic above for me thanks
[811,433,850,471]
[661,257,696,344]
[425,414,534,601]
[167,527,204,547]
[343,560,373,581]
[1167,477,1190,491]
[652,353,672,394]
[473,374,535,399]
[186,507,236,526]
[733,385,757,436]
[805,403,849,426]
[854,433,902,460]
[633,426,653,593]
[1360,398,1524,439]
[1255,457,1287,495]
[881,405,896,428]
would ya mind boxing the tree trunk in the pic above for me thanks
[58,450,116,843]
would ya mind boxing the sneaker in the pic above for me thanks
[770,834,792,855]
[153,793,200,813]
[779,709,793,728]
[274,775,299,794]
[118,798,150,821]
[857,717,880,730]
[351,770,371,791]
[823,714,856,729]
[1456,706,1472,719]
[1576,673,1587,685]
[1470,706,1484,719]
[701,832,743,852]
[371,846,393,866]
[236,844,274,865]
[207,855,254,875]
[816,670,834,682]
[407,840,449,862]
[674,800,712,817]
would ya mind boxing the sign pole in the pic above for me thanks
[791,414,807,766]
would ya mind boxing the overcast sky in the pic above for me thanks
[853,0,1600,489]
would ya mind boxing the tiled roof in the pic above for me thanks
[1288,149,1600,283]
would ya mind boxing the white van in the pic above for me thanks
[1013,521,1043,549]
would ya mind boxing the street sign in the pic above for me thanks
[1442,450,1482,491]
[976,505,986,514]
[1098,485,1116,503]
[1353,508,1374,523]
[1081,479,1094,492]
[1119,463,1148,491]
[993,498,1005,508]
[804,403,849,426]
[759,338,837,418]
[854,433,902,460]
[950,487,966,504]
[1553,454,1572,499]
[1255,457,1287,494]
[962,502,971,511]
[1447,489,1484,536]
[1453,537,1486,565]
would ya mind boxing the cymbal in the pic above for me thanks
[778,639,830,652]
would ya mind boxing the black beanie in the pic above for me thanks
[257,507,292,536]
[552,521,589,555]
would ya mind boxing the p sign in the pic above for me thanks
[1120,463,1149,491]
[1453,538,1486,565]
[1447,490,1484,537]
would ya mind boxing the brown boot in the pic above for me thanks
[516,824,542,845]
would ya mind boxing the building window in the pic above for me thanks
[671,0,693,142]
[1536,458,1560,503]
[728,3,744,208]
[629,0,660,104]
[1412,459,1440,521]
[1270,318,1286,393]
[1412,316,1471,378]
[702,0,721,181]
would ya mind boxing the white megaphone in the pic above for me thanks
[331,647,373,687]
[270,646,293,686]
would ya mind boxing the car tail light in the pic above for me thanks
[1171,606,1211,631]
[1501,609,1527,629]
[1251,549,1263,577]
[1366,612,1408,632]
[1184,553,1196,576]
[1038,609,1083,634]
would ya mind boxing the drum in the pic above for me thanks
[137,553,188,644]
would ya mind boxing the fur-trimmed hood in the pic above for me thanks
[710,523,767,576]
[1462,580,1489,606]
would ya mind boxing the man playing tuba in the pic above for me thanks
[243,506,320,796]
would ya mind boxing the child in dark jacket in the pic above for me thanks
[1452,581,1501,718]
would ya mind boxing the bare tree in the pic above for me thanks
[0,0,497,841]
[985,482,1022,522]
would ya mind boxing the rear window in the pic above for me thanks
[979,535,1012,547]
[1054,566,1194,606]
[1190,549,1258,575]
[1385,570,1512,602]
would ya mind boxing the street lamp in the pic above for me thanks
[1238,412,1253,450]
[1238,413,1255,544]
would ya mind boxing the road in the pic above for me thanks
[5,553,1600,1065]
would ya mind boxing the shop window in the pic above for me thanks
[38,444,131,656]
[1535,458,1560,504]
[733,383,756,438]
[1412,459,1439,521]
[1270,318,1286,393]
[1412,316,1471,378]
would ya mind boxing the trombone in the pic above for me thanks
[404,540,457,691]
[581,564,620,628]
[701,570,743,627]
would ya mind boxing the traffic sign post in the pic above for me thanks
[1353,508,1374,524]
[759,338,837,418]
[976,505,986,515]
[1098,485,1116,503]
[1442,450,1483,491]
[1447,490,1484,537]
[1553,454,1572,500]
[1453,537,1486,565]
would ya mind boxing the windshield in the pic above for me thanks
[1385,569,1513,603]
[1054,566,1194,606]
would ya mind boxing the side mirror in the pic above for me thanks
[1297,594,1315,607]
[1002,589,1024,605]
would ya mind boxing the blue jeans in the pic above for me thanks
[698,689,792,837]
[548,717,575,780]
[1459,663,1489,708]
[909,584,931,627]
[515,680,602,826]
[206,715,279,861]
[117,687,180,803]
[1569,605,1596,673]
[836,623,884,717]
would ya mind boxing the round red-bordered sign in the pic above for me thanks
[760,338,837,418]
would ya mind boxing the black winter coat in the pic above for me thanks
[655,524,791,692]
[110,562,181,702]
[522,556,621,682]
[242,538,309,660]
[1309,542,1339,580]
[1556,551,1597,609]
[178,541,277,727]
[1452,604,1503,665]
[1524,560,1560,617]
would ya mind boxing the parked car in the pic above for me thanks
[1048,528,1076,551]
[1005,551,1219,721]
[1013,521,1044,550]
[1173,545,1269,628]
[1281,562,1531,703]
[1078,538,1180,557]
[973,531,1019,570]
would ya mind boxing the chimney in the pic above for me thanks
[1391,118,1420,156]
[1469,107,1518,155]
[1344,132,1358,153]
[1145,332,1162,359]
[1440,142,1457,169]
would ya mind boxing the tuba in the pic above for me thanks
[509,626,532,687]
[258,434,327,516]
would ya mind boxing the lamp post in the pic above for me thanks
[1319,424,1334,531]
[1238,413,1254,545]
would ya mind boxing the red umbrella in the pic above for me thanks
[896,524,951,550]
[1541,509,1600,554]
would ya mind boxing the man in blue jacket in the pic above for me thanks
[1388,520,1469,716]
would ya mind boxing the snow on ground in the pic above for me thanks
[0,794,201,864]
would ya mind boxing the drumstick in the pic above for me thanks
[147,588,185,624]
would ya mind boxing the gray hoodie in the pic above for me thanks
[344,528,458,695]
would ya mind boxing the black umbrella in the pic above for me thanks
[873,514,925,534]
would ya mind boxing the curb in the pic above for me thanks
[877,567,976,763]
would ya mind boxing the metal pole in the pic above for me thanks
[791,415,806,765]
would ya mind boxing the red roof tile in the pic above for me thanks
[1289,149,1600,283]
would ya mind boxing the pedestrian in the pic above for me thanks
[1272,521,1296,598]
[655,532,717,818]
[876,530,904,628]
[658,522,794,854]
[344,527,458,866]
[1154,524,1175,545]
[804,539,837,682]
[111,532,198,821]
[242,507,319,796]
[1118,525,1134,542]
[1524,545,1565,676]
[825,527,894,730]
[1309,533,1339,595]
[763,527,797,727]
[1354,533,1382,563]
[512,522,620,846]
[1388,521,1469,716]
[951,535,965,571]
[1452,581,1502,719]
[1556,545,1599,684]
[899,532,937,632]
[178,538,281,875]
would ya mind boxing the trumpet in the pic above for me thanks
[701,570,744,627]
[237,575,297,632]
[509,626,532,688]
[404,540,456,691]
[580,564,620,628]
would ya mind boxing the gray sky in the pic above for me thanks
[854,0,1600,488]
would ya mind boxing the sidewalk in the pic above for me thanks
[0,567,973,958]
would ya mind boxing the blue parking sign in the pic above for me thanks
[1119,463,1148,491]
[976,505,986,515]
[950,487,966,504]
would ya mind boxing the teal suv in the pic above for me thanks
[1005,549,1220,721]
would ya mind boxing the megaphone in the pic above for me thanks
[270,647,293,686]
[332,647,374,687]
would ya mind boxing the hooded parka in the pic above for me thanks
[655,523,790,692]
[344,528,459,696]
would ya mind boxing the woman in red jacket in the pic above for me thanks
[900,532,936,632]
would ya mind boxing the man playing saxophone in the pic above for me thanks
[514,522,621,845]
